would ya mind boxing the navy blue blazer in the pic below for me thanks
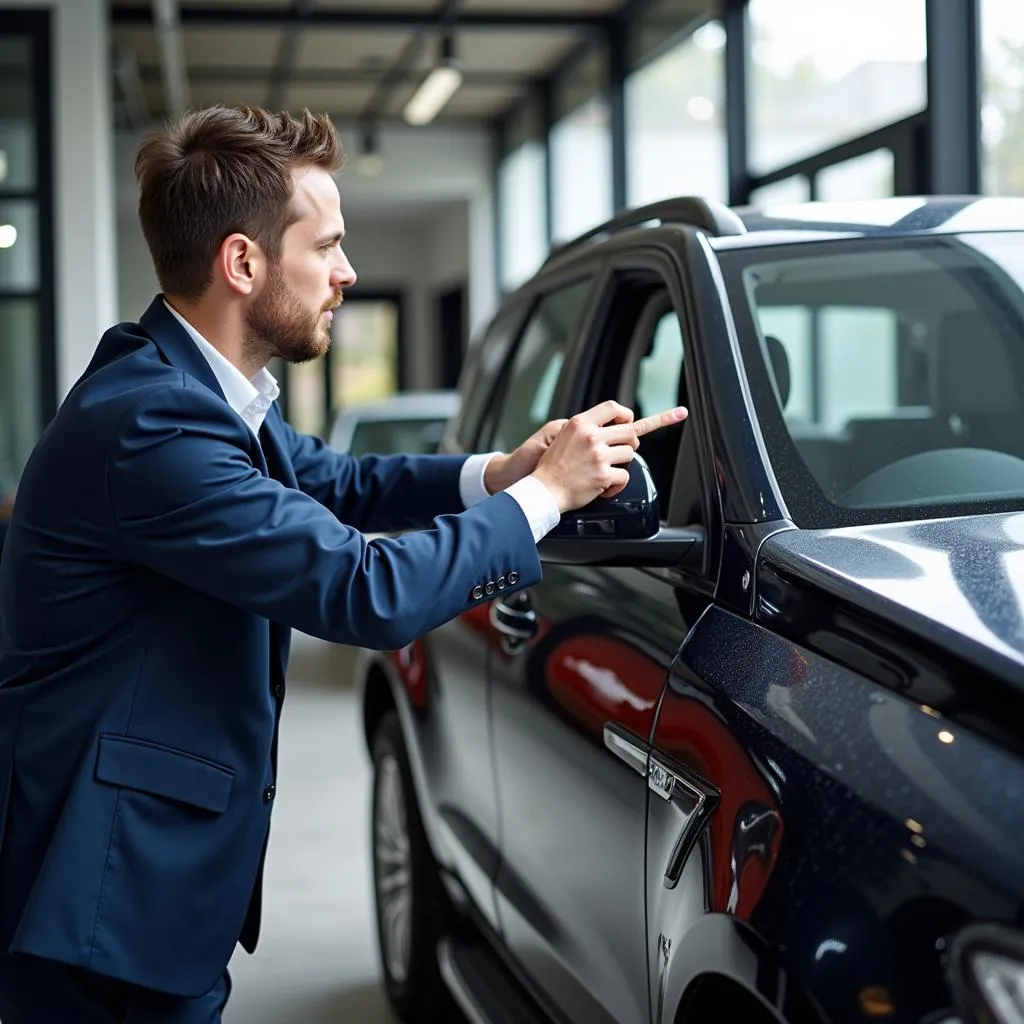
[0,296,539,997]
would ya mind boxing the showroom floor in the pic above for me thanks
[224,636,400,1024]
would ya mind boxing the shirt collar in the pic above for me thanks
[163,300,280,433]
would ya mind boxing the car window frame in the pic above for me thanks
[475,261,606,454]
[561,244,725,588]
[446,298,533,454]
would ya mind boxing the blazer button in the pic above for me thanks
[471,585,484,600]
[508,571,519,585]
[496,576,506,589]
[272,683,285,700]
[263,784,276,804]
[484,581,495,595]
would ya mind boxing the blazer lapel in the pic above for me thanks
[257,409,295,693]
[140,296,227,402]
[140,295,272,476]
[258,410,297,488]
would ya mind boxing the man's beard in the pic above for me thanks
[245,262,334,366]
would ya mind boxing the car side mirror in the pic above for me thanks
[549,453,660,540]
[540,455,703,567]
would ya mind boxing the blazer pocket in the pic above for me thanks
[94,733,234,814]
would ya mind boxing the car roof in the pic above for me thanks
[712,196,1024,251]
[538,196,1024,271]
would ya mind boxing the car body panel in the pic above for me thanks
[660,603,1024,1024]
[488,562,693,1024]
[360,196,1024,1024]
[759,512,1024,690]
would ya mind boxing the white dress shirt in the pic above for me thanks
[164,301,561,542]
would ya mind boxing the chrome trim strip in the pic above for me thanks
[603,723,648,777]
[648,754,720,887]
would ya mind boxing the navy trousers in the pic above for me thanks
[0,953,231,1023]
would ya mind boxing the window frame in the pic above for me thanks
[476,263,605,454]
[563,244,725,588]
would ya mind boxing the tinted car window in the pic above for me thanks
[454,305,524,451]
[491,279,594,451]
[636,311,684,420]
[722,233,1024,525]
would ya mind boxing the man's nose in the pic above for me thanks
[333,252,357,289]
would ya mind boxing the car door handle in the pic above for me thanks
[488,594,538,642]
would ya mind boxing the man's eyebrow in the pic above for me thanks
[315,230,345,245]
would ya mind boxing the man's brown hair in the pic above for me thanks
[135,105,344,301]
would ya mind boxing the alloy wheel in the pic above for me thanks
[375,753,413,984]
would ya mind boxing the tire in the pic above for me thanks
[371,710,456,1023]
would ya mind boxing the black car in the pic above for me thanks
[357,195,1024,1024]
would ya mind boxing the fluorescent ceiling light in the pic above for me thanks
[0,224,17,249]
[0,150,7,183]
[403,64,462,126]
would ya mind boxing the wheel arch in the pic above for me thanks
[661,914,828,1024]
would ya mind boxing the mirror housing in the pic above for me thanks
[539,455,702,567]
[549,454,659,541]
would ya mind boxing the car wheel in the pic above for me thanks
[371,710,456,1022]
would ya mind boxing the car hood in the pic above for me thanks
[758,511,1024,686]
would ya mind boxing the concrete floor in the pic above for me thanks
[224,635,400,1024]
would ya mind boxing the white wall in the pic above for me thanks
[334,121,496,336]
[3,0,117,399]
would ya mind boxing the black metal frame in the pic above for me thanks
[925,0,981,194]
[0,10,56,429]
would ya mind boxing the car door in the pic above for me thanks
[485,264,713,1024]
[410,302,529,929]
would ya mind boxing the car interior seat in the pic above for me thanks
[933,307,1024,456]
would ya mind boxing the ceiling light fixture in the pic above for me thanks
[0,150,7,184]
[356,122,384,178]
[0,225,17,249]
[403,31,462,126]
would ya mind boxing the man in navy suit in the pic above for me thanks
[0,106,683,1022]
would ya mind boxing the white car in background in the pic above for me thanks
[328,390,460,458]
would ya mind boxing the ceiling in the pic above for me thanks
[108,0,639,131]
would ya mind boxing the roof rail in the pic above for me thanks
[545,196,746,264]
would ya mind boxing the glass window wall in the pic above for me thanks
[625,20,727,206]
[748,0,926,173]
[550,47,612,243]
[981,1,1024,195]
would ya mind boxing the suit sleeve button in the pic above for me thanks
[508,571,519,585]
[263,785,276,803]
[471,585,484,600]
[496,576,506,589]
[484,581,495,595]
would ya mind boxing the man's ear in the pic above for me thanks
[219,233,263,296]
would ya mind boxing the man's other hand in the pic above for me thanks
[483,417,570,495]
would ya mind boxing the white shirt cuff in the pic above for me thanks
[459,452,499,508]
[505,475,562,543]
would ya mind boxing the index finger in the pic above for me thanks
[632,406,688,438]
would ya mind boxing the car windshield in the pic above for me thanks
[722,232,1024,527]
[348,416,448,458]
